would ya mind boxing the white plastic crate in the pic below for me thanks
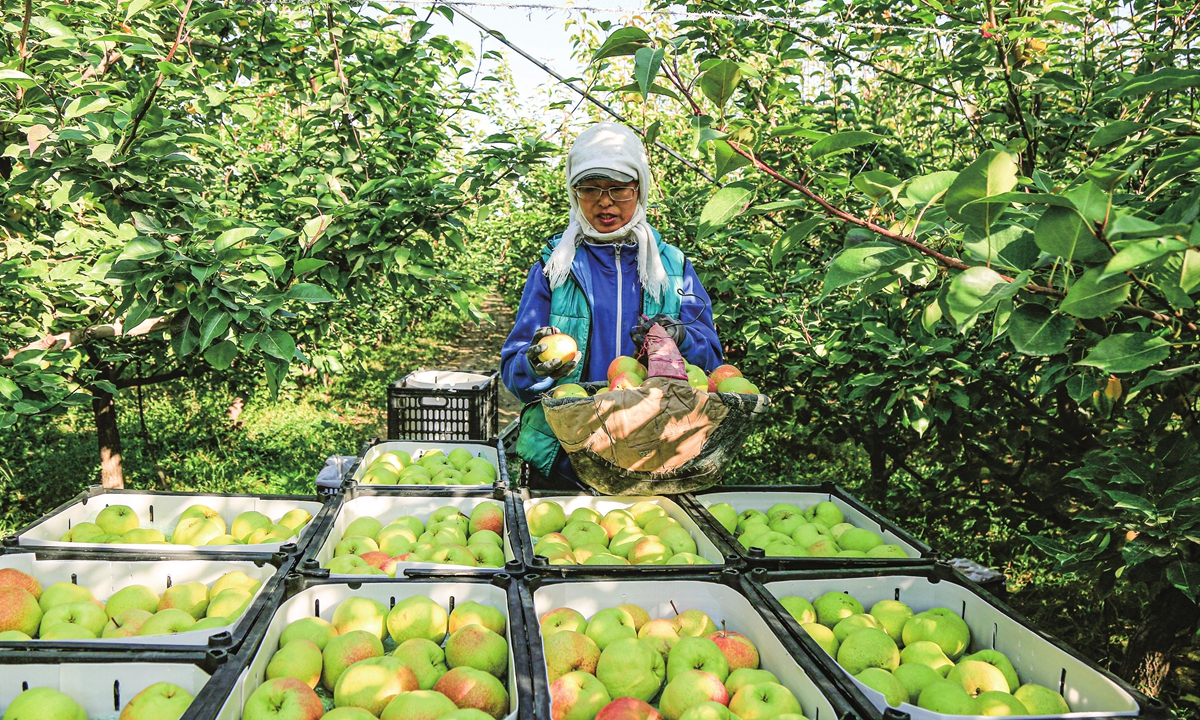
[310,494,516,575]
[212,581,521,720]
[0,660,214,719]
[522,495,727,566]
[14,491,324,554]
[762,575,1141,719]
[348,441,502,487]
[529,578,841,720]
[697,490,925,558]
[0,553,276,646]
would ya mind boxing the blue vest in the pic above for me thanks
[516,230,685,477]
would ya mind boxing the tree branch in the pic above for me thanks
[1,317,171,366]
[15,0,32,102]
[118,0,193,154]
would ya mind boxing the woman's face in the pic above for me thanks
[575,179,639,234]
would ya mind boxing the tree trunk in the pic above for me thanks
[1119,584,1199,697]
[92,366,124,489]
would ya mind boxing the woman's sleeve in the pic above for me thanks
[676,259,724,372]
[501,261,558,403]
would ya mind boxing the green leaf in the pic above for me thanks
[0,70,35,89]
[203,340,237,369]
[634,47,665,100]
[293,259,331,277]
[285,283,336,303]
[90,143,117,164]
[822,243,912,293]
[1060,267,1131,318]
[119,237,162,261]
[713,140,752,181]
[905,171,958,204]
[771,218,823,267]
[1181,250,1200,293]
[944,150,1019,229]
[264,357,289,399]
[1100,238,1190,279]
[852,171,903,202]
[1107,215,1191,242]
[215,227,258,252]
[962,224,1040,271]
[964,191,1077,209]
[0,378,21,402]
[1109,68,1200,98]
[697,182,755,239]
[1130,364,1200,394]
[1009,304,1073,356]
[946,267,1027,331]
[699,60,742,110]
[808,131,883,160]
[198,309,231,350]
[64,96,112,119]
[593,27,651,60]
[1167,561,1200,603]
[1089,121,1145,149]
[1077,333,1170,373]
[1034,206,1109,262]
[259,330,296,360]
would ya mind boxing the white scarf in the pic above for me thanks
[544,123,669,301]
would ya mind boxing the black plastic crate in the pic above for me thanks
[387,369,499,441]
[296,484,523,579]
[518,568,868,720]
[0,547,293,655]
[203,570,533,720]
[341,437,510,492]
[682,484,935,570]
[513,489,744,577]
[0,647,237,720]
[745,564,1169,720]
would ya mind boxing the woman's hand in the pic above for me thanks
[631,314,686,350]
[526,326,580,379]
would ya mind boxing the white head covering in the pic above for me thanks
[543,122,669,301]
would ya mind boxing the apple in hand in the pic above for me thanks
[539,333,578,364]
[118,682,193,720]
[242,678,324,720]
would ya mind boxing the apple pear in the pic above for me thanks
[119,682,193,720]
[4,687,87,720]
[551,671,612,720]
[856,667,908,707]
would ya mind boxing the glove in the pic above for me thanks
[526,326,579,379]
[631,314,687,350]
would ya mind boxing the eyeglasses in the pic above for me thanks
[573,185,638,203]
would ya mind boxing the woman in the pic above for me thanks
[500,122,724,489]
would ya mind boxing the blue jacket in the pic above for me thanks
[501,239,723,403]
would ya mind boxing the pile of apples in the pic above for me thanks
[778,591,1071,715]
[0,566,261,640]
[4,682,194,720]
[526,500,710,566]
[55,503,312,546]
[706,501,909,559]
[245,596,510,720]
[551,358,760,399]
[539,603,804,720]
[360,448,498,486]
[322,502,506,574]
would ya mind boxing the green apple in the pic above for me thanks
[380,521,420,545]
[857,667,908,707]
[333,656,419,716]
[571,542,610,563]
[947,659,1010,697]
[280,616,338,650]
[645,516,680,536]
[40,600,107,636]
[171,517,223,546]
[433,666,509,719]
[964,649,1019,692]
[464,457,496,480]
[807,538,841,556]
[0,630,31,640]
[659,669,731,719]
[206,535,242,546]
[629,501,667,527]
[387,595,447,645]
[629,536,671,565]
[100,584,157,619]
[729,682,803,720]
[211,571,262,597]
[158,581,209,619]
[41,623,96,639]
[838,627,900,675]
[706,503,738,534]
[322,709,378,720]
[679,701,740,720]
[667,636,729,683]
[839,528,884,552]
[563,521,608,549]
[736,509,768,534]
[331,596,388,639]
[392,637,448,689]
[447,600,505,636]
[893,661,942,703]
[430,544,478,566]
[207,588,252,620]
[39,582,94,612]
[709,630,759,672]
[541,607,588,636]
[102,608,153,638]
[867,545,910,558]
[595,637,665,702]
[764,540,808,557]
[120,682,194,720]
[334,536,380,556]
[601,509,639,538]
[616,604,649,631]
[833,613,883,642]
[543,630,600,682]
[673,609,718,638]
[447,447,474,469]
[779,596,816,625]
[667,552,712,565]
[977,690,1029,716]
[380,690,457,720]
[278,508,313,532]
[586,607,638,651]
[659,525,698,556]
[122,528,167,544]
[583,553,628,565]
[918,678,980,714]
[321,630,385,691]
[801,622,839,656]
[179,504,228,534]
[528,501,568,537]
[192,616,230,631]
[445,623,508,677]
[60,521,105,543]
[609,527,646,558]
[469,502,505,535]
[138,608,197,636]
[1013,683,1071,714]
[804,501,844,526]
[901,640,956,676]
[902,608,971,660]
[567,507,602,525]
[231,510,273,541]
[96,505,140,535]
[343,517,384,541]
[326,556,369,574]
[547,671,610,720]
[3,687,87,720]
[813,591,864,627]
[868,600,914,643]
[788,524,822,549]
[243,678,324,720]
[725,668,779,696]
